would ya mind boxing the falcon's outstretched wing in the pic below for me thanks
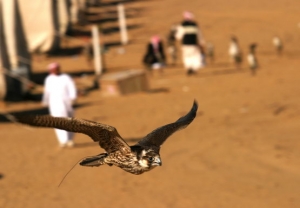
[14,115,130,154]
[137,100,198,148]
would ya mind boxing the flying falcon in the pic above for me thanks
[15,100,198,175]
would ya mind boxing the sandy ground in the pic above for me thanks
[1,0,300,207]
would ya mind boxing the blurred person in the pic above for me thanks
[176,11,206,75]
[166,24,178,66]
[82,37,93,66]
[42,62,77,148]
[206,42,215,65]
[143,35,166,73]
[273,36,283,55]
[247,43,258,76]
[229,35,243,69]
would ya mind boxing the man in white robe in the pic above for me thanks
[42,62,77,147]
[228,36,242,69]
[176,11,206,75]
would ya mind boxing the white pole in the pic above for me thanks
[0,51,7,101]
[118,4,128,45]
[92,25,102,75]
[0,67,6,100]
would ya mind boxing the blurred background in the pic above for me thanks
[1,0,300,207]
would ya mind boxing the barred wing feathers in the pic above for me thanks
[137,100,198,148]
[15,115,130,154]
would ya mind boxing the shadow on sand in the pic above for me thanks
[30,70,96,85]
[87,0,146,7]
[146,87,170,94]
[0,102,94,123]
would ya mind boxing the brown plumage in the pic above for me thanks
[14,100,198,175]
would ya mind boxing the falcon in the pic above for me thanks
[15,100,198,175]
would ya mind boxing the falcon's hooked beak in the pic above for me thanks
[152,157,162,166]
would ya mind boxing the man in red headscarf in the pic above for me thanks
[142,35,166,72]
[42,62,77,148]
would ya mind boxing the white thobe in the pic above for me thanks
[175,25,205,71]
[42,74,77,145]
[229,42,240,62]
[181,45,204,71]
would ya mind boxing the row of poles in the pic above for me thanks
[92,4,128,76]
[0,3,129,101]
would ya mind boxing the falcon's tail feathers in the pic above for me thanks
[79,153,107,167]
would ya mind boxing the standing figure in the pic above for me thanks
[206,42,215,65]
[143,35,166,72]
[82,37,93,66]
[229,36,243,69]
[176,11,205,75]
[42,63,77,148]
[166,24,178,66]
[247,43,258,76]
[273,36,283,55]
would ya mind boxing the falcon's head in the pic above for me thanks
[138,149,162,169]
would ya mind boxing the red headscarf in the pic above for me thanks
[47,62,60,72]
[183,11,194,20]
[151,35,161,52]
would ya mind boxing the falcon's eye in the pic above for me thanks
[148,157,153,162]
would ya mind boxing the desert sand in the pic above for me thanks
[1,0,300,207]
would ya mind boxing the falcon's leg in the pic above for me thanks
[79,153,108,167]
